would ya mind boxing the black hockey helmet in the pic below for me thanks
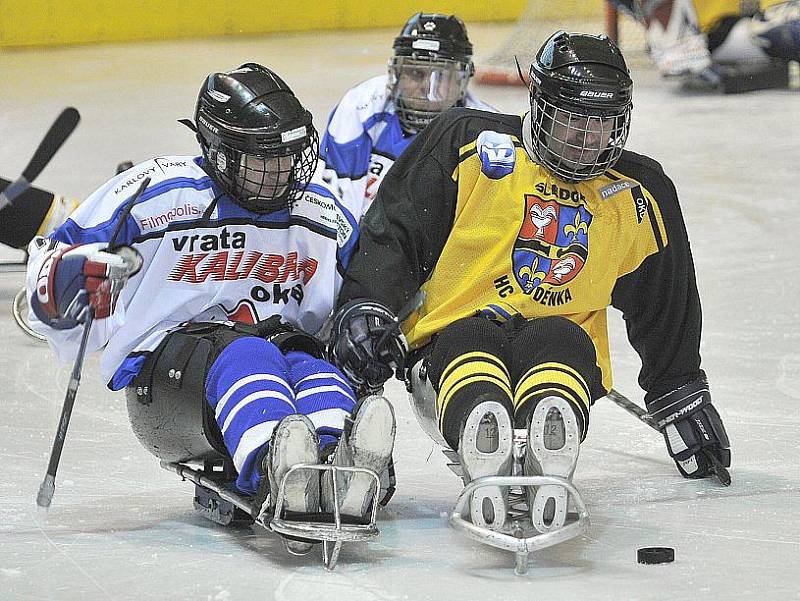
[194,63,319,213]
[389,13,475,134]
[527,31,633,182]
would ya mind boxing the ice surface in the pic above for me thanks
[1,24,798,601]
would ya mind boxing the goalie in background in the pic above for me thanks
[613,0,800,89]
[328,31,731,536]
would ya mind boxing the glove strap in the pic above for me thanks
[647,378,711,430]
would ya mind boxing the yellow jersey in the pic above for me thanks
[338,108,705,399]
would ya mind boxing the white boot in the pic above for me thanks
[321,395,396,520]
[457,398,514,531]
[257,414,320,555]
[524,396,580,533]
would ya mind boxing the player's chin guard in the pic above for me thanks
[125,320,385,570]
[193,63,319,214]
[527,31,633,183]
[388,13,475,134]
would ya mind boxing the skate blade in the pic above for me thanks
[283,537,316,556]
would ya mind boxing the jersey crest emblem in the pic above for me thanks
[477,130,515,180]
[513,194,592,293]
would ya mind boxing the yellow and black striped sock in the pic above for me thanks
[513,361,590,440]
[437,351,514,449]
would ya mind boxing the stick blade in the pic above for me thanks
[703,449,732,486]
[22,107,81,183]
[36,474,55,508]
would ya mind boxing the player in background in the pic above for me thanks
[328,31,731,534]
[0,179,81,249]
[318,12,495,218]
[25,63,395,555]
[612,0,799,84]
[4,13,488,249]
[1,160,134,250]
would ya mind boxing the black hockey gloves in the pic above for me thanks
[646,377,731,482]
[329,299,409,395]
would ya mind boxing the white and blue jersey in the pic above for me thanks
[319,74,495,218]
[27,156,364,494]
[26,156,361,391]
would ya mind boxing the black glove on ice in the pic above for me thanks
[647,377,731,481]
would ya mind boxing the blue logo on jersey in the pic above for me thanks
[477,131,515,180]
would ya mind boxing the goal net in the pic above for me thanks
[475,1,649,85]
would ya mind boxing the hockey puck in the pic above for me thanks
[637,547,674,565]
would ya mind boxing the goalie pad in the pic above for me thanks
[639,0,714,76]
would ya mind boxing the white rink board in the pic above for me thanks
[1,24,798,601]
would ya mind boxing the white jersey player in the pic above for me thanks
[319,13,495,218]
[26,63,395,555]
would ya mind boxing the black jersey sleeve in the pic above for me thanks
[336,109,473,313]
[610,153,706,401]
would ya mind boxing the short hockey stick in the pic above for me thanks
[374,289,426,350]
[606,388,731,486]
[0,107,81,211]
[37,177,149,508]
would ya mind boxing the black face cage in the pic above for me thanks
[388,56,472,134]
[203,127,319,214]
[530,93,631,183]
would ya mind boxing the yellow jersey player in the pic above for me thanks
[328,31,731,535]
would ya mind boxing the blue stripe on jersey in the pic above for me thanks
[290,214,337,239]
[53,175,214,246]
[371,112,414,160]
[320,128,374,180]
[109,354,148,390]
[488,303,514,321]
[214,197,291,222]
